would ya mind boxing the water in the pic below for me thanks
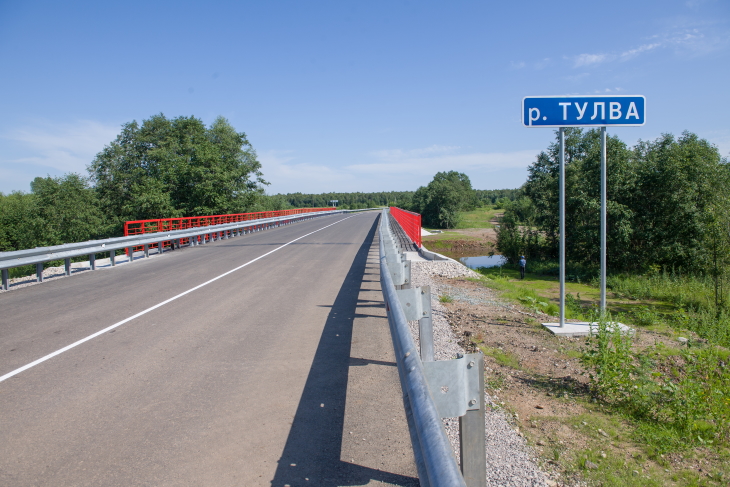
[459,254,507,269]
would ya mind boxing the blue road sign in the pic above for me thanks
[522,95,645,127]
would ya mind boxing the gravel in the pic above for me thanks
[1,250,160,293]
[409,259,549,487]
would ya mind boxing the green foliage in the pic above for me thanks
[0,191,45,252]
[410,171,478,229]
[89,114,266,235]
[498,129,730,278]
[439,294,453,303]
[582,316,730,452]
[0,174,102,251]
[608,272,730,347]
[30,174,104,245]
[474,188,521,206]
[280,191,413,209]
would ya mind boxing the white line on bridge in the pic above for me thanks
[0,214,362,383]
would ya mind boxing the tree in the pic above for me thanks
[498,129,729,275]
[630,132,726,272]
[0,173,103,251]
[410,171,477,228]
[0,191,45,251]
[517,128,635,268]
[88,114,267,234]
[30,174,103,245]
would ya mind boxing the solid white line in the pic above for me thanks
[0,214,362,383]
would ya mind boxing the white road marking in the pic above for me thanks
[0,214,363,383]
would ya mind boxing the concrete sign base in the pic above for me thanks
[542,321,633,338]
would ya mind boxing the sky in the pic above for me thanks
[1,0,728,195]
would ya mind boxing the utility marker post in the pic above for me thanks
[522,95,645,335]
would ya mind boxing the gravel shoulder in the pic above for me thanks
[409,260,553,487]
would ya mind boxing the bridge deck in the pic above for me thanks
[0,212,418,486]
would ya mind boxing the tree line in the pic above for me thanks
[497,129,730,304]
[0,114,280,252]
[279,191,414,210]
[0,111,520,252]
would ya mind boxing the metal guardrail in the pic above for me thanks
[0,210,357,291]
[379,209,486,487]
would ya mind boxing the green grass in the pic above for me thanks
[439,294,453,303]
[476,262,730,484]
[454,205,502,229]
[422,231,482,242]
[477,344,521,369]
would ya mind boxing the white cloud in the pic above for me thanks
[352,147,535,176]
[0,120,120,174]
[260,146,540,194]
[258,149,356,193]
[573,53,612,67]
[569,25,728,69]
[619,42,662,61]
[509,61,526,69]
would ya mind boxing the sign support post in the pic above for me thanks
[522,95,644,336]
[559,127,566,327]
[600,127,607,314]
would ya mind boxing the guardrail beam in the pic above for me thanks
[1,210,376,290]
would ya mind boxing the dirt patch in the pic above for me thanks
[423,236,497,259]
[433,275,726,486]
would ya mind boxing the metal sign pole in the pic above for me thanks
[559,127,565,328]
[600,127,607,314]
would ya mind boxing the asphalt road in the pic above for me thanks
[0,212,418,487]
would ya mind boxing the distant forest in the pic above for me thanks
[279,188,521,210]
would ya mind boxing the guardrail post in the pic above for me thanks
[110,251,116,266]
[459,353,486,487]
[90,253,96,270]
[128,247,134,262]
[64,258,71,276]
[2,269,8,290]
[36,263,44,282]
[419,286,434,362]
[144,244,150,258]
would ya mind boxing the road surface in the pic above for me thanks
[0,212,418,486]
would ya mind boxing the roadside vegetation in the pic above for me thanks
[0,114,289,253]
[422,128,729,484]
[468,265,730,485]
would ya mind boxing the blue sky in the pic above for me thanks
[1,0,728,195]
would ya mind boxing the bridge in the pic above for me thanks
[0,210,428,484]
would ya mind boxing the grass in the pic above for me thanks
[475,265,684,331]
[439,294,453,303]
[454,205,501,229]
[474,263,730,481]
[422,231,482,243]
[530,403,730,486]
[477,344,521,369]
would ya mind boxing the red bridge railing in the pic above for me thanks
[124,208,333,237]
[389,207,422,248]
